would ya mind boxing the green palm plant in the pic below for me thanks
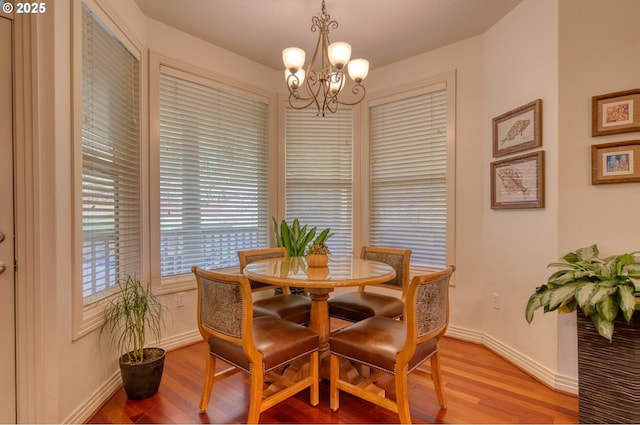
[525,244,640,341]
[101,275,166,362]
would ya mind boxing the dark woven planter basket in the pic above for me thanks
[577,312,639,424]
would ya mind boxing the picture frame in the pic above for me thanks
[492,99,542,157]
[591,140,640,184]
[491,151,545,209]
[592,89,640,136]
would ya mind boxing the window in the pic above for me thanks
[369,83,451,269]
[158,69,270,277]
[284,107,353,256]
[81,4,141,304]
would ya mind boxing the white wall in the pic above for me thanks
[22,0,640,422]
[556,0,640,376]
[482,0,564,386]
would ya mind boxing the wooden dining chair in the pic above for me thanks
[328,246,411,322]
[329,265,455,424]
[192,266,319,424]
[238,247,311,325]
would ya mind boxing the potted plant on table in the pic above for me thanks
[305,242,331,267]
[271,217,333,257]
[101,275,167,400]
[272,217,333,290]
[525,244,640,423]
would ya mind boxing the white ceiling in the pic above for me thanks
[134,0,523,71]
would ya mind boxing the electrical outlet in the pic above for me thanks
[492,293,500,310]
[176,292,185,308]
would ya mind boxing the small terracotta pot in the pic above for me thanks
[306,254,329,267]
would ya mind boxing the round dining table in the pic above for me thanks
[243,256,396,352]
[244,256,395,390]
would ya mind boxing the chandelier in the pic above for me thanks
[282,0,369,117]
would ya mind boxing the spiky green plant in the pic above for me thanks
[525,244,640,341]
[101,275,166,363]
[272,217,333,256]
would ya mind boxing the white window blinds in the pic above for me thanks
[369,87,448,268]
[81,5,141,304]
[159,71,270,276]
[285,108,353,256]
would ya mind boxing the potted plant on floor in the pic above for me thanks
[525,244,640,423]
[101,275,167,400]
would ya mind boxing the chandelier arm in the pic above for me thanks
[334,84,367,106]
[287,69,325,114]
[287,94,317,111]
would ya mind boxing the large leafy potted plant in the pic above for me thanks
[525,244,639,341]
[525,244,640,423]
[101,275,167,400]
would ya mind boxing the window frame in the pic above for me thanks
[360,71,457,278]
[281,106,356,257]
[71,0,147,339]
[148,52,278,294]
[277,96,364,256]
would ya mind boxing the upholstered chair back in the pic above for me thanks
[360,246,411,292]
[238,247,287,291]
[412,268,452,340]
[194,267,250,341]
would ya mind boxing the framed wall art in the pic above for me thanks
[591,140,640,184]
[491,151,545,209]
[492,99,542,157]
[592,89,640,136]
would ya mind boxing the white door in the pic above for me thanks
[0,14,17,424]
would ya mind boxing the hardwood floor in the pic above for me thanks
[88,328,578,424]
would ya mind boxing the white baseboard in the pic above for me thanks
[446,325,578,395]
[445,324,484,344]
[62,369,121,424]
[161,329,203,352]
[66,330,203,424]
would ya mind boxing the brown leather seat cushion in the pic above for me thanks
[209,316,319,373]
[328,291,404,322]
[253,294,311,324]
[329,317,438,374]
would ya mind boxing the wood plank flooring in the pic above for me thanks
[88,330,578,424]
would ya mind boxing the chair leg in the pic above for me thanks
[395,368,412,424]
[310,351,320,406]
[430,352,447,409]
[199,351,216,412]
[329,354,340,411]
[247,365,264,424]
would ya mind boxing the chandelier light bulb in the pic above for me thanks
[285,68,306,89]
[328,73,343,95]
[347,59,369,83]
[328,42,351,69]
[283,47,306,72]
